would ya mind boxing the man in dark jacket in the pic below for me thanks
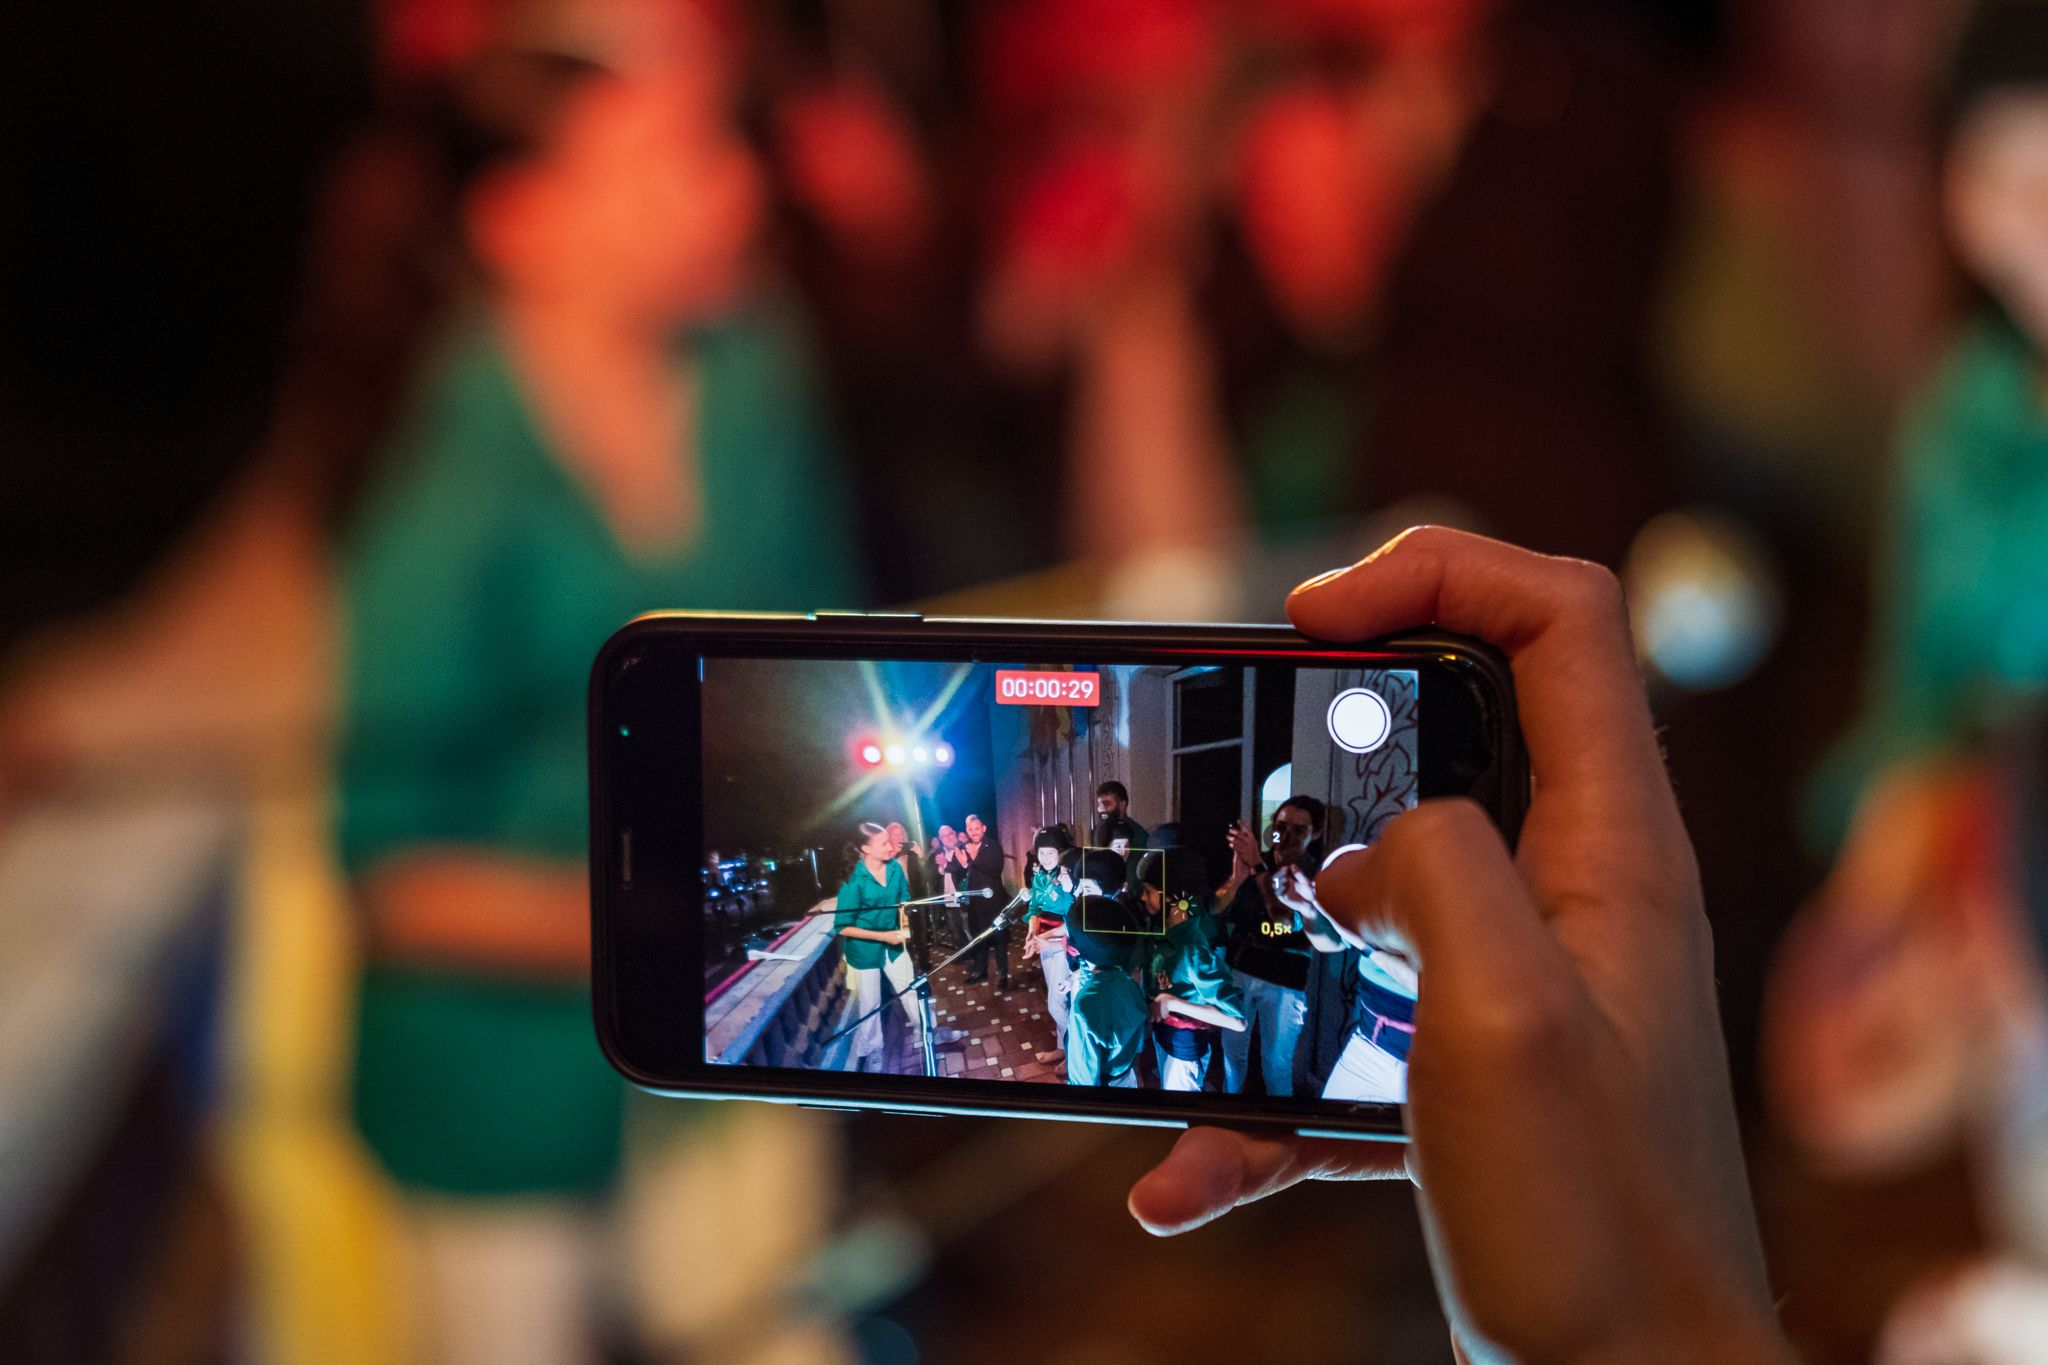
[951,812,1012,987]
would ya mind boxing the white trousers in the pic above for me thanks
[1319,1029,1409,1103]
[842,952,917,1067]
[403,1198,604,1365]
[1155,1036,1210,1091]
[397,1110,857,1365]
[1039,944,1073,1041]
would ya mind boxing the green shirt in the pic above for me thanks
[1066,963,1147,1086]
[339,312,861,1196]
[834,860,909,971]
[1812,314,2048,845]
[1149,909,1243,1021]
[1027,865,1074,921]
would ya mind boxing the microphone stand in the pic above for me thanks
[791,891,988,918]
[824,887,1030,1077]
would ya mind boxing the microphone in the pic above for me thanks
[971,887,996,900]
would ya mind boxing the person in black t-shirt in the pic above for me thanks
[1218,795,1325,1095]
[1093,781,1150,849]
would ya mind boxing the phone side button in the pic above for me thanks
[797,1103,860,1113]
[882,1109,939,1118]
[807,610,922,621]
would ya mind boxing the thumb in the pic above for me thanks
[1128,1126,1405,1237]
[1311,799,1566,1016]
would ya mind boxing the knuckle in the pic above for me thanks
[1549,555,1628,620]
[1365,813,1428,882]
[1375,798,1491,866]
[1451,977,1586,1067]
[1675,898,1719,971]
[1370,522,1459,570]
[1391,522,1452,552]
[1384,795,1483,841]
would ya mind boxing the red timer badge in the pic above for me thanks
[994,669,1100,706]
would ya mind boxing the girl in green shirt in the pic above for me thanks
[1019,826,1078,1047]
[832,822,917,1070]
[337,42,861,1362]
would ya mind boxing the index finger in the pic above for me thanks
[1128,1126,1408,1237]
[1289,526,1686,863]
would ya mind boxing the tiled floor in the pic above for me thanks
[879,934,1062,1080]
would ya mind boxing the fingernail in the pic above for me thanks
[1317,843,1370,874]
[1361,525,1428,564]
[1289,565,1349,596]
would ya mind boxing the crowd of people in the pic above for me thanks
[830,780,1416,1101]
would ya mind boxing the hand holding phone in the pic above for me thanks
[1126,527,1791,1364]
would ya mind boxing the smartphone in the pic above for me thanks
[589,613,1526,1140]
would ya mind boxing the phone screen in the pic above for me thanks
[695,656,1419,1105]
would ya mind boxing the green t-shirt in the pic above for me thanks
[1066,963,1147,1086]
[1149,909,1243,1021]
[1811,313,2048,845]
[338,312,861,1196]
[1027,865,1074,921]
[834,860,908,970]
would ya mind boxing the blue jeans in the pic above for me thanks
[1221,970,1307,1096]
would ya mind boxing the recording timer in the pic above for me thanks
[994,669,1100,706]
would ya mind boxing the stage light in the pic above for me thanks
[858,741,883,767]
[934,743,954,766]
[911,745,930,764]
[884,743,907,766]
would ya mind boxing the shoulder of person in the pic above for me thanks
[343,324,533,542]
[1904,310,2046,484]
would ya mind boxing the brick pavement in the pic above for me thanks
[880,934,1063,1080]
